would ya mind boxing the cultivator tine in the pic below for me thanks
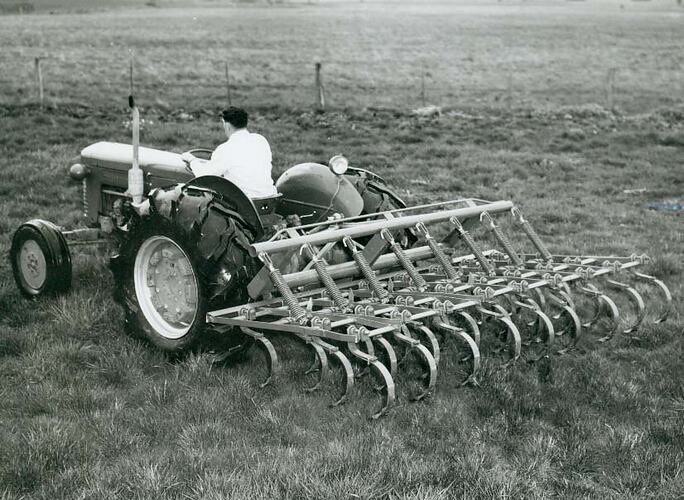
[392,329,437,401]
[241,327,280,388]
[348,341,395,419]
[435,321,481,385]
[412,324,441,366]
[531,307,555,358]
[577,287,621,342]
[454,311,481,347]
[302,339,330,393]
[599,293,621,342]
[543,290,582,353]
[372,336,398,380]
[605,279,646,333]
[633,272,673,323]
[478,305,521,363]
[312,338,354,406]
[510,297,554,360]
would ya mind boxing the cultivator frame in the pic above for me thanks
[207,198,672,418]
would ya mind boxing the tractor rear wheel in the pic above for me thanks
[111,188,257,355]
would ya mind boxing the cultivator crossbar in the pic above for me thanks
[207,198,672,418]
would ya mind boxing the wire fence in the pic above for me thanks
[1,53,683,113]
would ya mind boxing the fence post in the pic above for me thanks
[315,62,325,110]
[605,67,616,110]
[225,61,232,106]
[34,57,44,108]
[506,70,513,111]
[420,65,426,107]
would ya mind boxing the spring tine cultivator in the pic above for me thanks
[206,198,672,418]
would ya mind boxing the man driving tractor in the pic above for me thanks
[182,107,278,199]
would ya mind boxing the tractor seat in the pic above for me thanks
[252,193,282,215]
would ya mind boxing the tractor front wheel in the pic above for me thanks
[10,219,72,298]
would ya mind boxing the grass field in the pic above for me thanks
[1,2,684,499]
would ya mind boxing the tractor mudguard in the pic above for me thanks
[183,176,265,239]
[275,163,364,223]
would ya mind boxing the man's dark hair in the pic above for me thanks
[221,107,248,129]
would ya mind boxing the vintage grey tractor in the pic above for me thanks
[10,114,672,418]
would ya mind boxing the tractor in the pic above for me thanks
[10,109,672,418]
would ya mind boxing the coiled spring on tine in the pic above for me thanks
[258,252,308,324]
[449,216,496,275]
[380,229,428,290]
[415,222,460,280]
[511,207,553,262]
[301,244,349,311]
[480,211,524,268]
[342,236,390,301]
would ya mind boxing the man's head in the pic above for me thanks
[221,107,248,138]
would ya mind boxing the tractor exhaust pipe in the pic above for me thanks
[128,94,144,206]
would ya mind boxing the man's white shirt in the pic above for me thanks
[190,129,278,198]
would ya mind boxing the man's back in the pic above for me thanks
[208,129,277,198]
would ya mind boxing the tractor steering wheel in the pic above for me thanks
[181,148,213,176]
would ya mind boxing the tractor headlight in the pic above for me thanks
[69,163,89,180]
[328,155,348,175]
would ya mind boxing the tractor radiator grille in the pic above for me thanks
[101,185,127,215]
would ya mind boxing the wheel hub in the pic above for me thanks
[18,240,47,290]
[134,236,199,339]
